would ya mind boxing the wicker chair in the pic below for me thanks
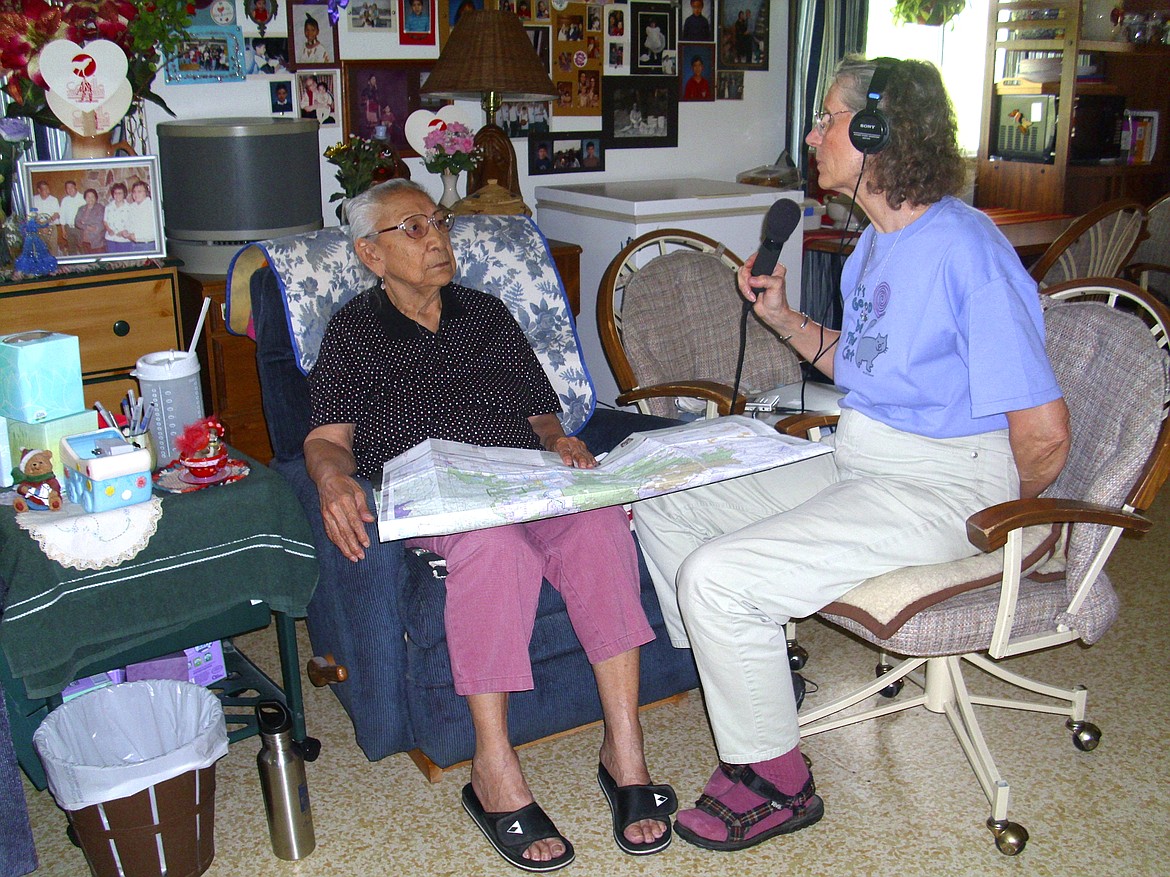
[1124,191,1170,305]
[784,279,1170,855]
[1029,197,1146,287]
[596,228,802,419]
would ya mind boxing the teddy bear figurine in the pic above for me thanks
[12,448,63,513]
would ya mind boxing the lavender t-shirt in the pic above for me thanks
[835,196,1061,438]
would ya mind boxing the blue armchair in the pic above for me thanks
[227,216,698,776]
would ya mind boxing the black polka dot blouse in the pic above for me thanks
[309,282,561,481]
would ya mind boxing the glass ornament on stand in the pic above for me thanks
[15,215,58,276]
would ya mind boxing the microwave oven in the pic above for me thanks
[993,91,1126,163]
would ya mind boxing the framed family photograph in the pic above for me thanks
[20,157,165,265]
[341,60,444,154]
[296,69,341,126]
[164,26,246,83]
[289,1,340,66]
[271,79,296,114]
[441,0,483,45]
[246,0,279,35]
[680,0,714,41]
[495,101,551,137]
[528,133,605,174]
[400,0,437,44]
[679,42,714,101]
[718,0,768,71]
[244,36,290,75]
[349,0,397,29]
[601,74,678,149]
[630,1,675,75]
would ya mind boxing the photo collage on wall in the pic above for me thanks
[162,0,767,175]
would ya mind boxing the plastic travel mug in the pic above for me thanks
[131,350,205,465]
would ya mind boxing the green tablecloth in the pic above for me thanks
[0,453,318,698]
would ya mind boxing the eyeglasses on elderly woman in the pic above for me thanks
[364,209,456,241]
[810,109,851,135]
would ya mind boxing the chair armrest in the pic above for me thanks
[1122,261,1170,283]
[270,455,417,760]
[616,380,747,416]
[965,497,1151,553]
[774,413,840,438]
[577,408,681,454]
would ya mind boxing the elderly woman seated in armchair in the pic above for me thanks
[304,179,676,871]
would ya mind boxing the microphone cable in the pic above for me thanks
[800,155,868,411]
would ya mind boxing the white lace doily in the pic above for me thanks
[15,497,164,570]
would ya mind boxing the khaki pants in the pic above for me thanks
[633,409,1019,762]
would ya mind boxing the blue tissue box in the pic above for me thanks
[0,331,85,423]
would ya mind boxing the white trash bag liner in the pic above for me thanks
[33,680,229,811]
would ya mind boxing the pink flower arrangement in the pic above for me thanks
[422,121,481,175]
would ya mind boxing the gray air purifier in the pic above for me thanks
[157,117,322,274]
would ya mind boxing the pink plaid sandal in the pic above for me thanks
[674,763,823,852]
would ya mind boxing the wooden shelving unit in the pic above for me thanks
[975,0,1170,214]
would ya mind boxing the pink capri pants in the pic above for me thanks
[407,505,655,696]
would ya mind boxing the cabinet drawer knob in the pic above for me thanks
[113,320,130,336]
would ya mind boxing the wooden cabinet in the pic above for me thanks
[975,0,1170,215]
[0,264,183,410]
[179,273,273,463]
[180,239,584,464]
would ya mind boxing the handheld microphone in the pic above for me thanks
[751,198,803,277]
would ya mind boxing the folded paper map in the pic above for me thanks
[376,416,833,542]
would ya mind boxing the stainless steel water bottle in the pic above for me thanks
[256,700,316,860]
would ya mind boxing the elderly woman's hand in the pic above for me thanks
[549,435,598,469]
[317,472,376,562]
[304,427,375,562]
[529,413,597,468]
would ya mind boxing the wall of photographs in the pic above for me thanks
[143,0,786,221]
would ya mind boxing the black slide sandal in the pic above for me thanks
[461,783,575,872]
[597,763,678,855]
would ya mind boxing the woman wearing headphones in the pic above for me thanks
[633,56,1071,851]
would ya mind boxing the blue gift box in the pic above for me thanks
[0,331,85,423]
[59,428,153,513]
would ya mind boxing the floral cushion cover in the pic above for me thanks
[225,214,595,434]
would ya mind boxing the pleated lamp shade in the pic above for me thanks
[421,10,557,106]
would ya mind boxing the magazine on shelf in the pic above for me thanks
[1123,109,1160,165]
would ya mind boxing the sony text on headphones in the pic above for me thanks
[848,61,893,155]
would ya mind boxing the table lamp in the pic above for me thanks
[421,10,557,205]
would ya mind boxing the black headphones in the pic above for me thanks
[848,61,893,155]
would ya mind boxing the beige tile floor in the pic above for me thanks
[22,494,1170,876]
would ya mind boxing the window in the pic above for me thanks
[864,0,990,155]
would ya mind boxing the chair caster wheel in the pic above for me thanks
[1068,719,1101,751]
[988,818,1028,855]
[875,663,903,698]
[66,821,81,848]
[300,736,322,762]
[788,642,808,671]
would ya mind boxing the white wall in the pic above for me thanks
[142,2,789,226]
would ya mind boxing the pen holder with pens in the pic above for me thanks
[122,428,157,471]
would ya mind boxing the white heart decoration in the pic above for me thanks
[46,79,133,136]
[404,105,481,156]
[38,39,130,115]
